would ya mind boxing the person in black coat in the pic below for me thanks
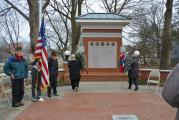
[68,54,81,91]
[128,51,140,91]
[48,51,59,97]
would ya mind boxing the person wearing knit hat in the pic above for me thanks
[3,46,28,107]
[68,54,81,91]
[47,51,59,97]
[69,54,76,61]
[128,50,140,91]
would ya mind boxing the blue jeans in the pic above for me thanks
[31,68,41,99]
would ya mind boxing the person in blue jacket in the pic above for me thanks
[3,47,28,107]
[8,55,14,62]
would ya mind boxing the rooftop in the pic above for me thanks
[76,13,130,20]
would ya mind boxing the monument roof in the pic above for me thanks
[76,13,130,27]
[76,13,130,20]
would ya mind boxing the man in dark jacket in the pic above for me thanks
[48,51,59,97]
[128,51,140,91]
[68,54,81,91]
[3,47,28,107]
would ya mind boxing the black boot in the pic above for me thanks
[12,103,20,107]
[134,88,138,91]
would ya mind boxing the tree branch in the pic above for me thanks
[117,0,129,14]
[4,0,29,21]
[50,3,71,20]
[0,7,12,16]
[102,0,112,13]
[42,0,50,11]
[46,10,65,45]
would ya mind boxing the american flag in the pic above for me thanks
[35,18,49,88]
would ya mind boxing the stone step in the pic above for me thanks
[64,73,128,81]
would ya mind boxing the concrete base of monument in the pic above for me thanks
[64,72,128,83]
[61,67,171,85]
[63,62,128,83]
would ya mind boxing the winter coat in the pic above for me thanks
[3,57,28,79]
[162,63,179,120]
[48,57,58,76]
[125,55,132,72]
[128,57,139,78]
[68,60,81,80]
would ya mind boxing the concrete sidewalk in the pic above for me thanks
[0,81,175,120]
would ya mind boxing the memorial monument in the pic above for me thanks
[64,13,130,81]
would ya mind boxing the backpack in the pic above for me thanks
[162,63,179,108]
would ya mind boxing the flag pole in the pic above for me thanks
[38,0,45,101]
[39,0,42,30]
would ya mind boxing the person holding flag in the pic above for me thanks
[30,51,44,102]
[34,17,49,100]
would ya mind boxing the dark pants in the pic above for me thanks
[48,73,58,96]
[31,68,41,99]
[11,79,24,105]
[128,77,138,89]
[71,79,80,90]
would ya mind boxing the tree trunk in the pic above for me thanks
[157,39,161,58]
[71,0,82,54]
[160,0,174,69]
[71,17,78,54]
[5,0,50,53]
[28,0,50,52]
[27,0,39,53]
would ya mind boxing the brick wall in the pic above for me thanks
[61,67,171,84]
[139,69,171,81]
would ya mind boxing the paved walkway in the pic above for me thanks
[0,82,176,120]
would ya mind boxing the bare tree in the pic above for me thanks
[3,0,50,52]
[0,7,12,16]
[101,0,144,15]
[83,0,96,13]
[102,0,129,13]
[50,0,85,54]
[46,10,70,59]
[0,10,21,53]
[130,1,164,53]
[116,0,165,68]
[160,0,174,69]
[172,0,179,42]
